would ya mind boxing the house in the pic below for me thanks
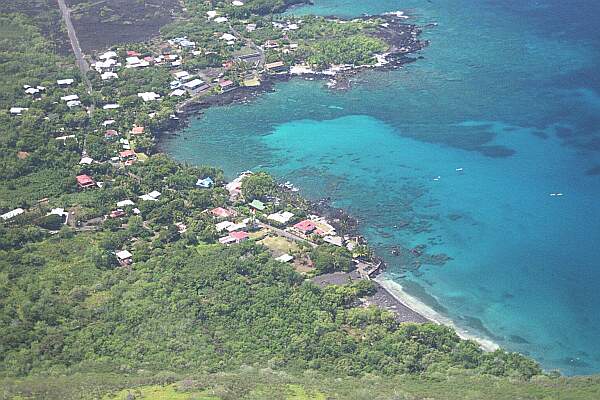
[57,78,74,86]
[117,199,135,207]
[265,61,288,73]
[249,199,266,211]
[102,119,116,127]
[66,100,81,108]
[268,211,294,224]
[1,208,25,221]
[293,220,317,235]
[275,254,294,263]
[76,174,96,189]
[174,71,191,81]
[232,0,244,6]
[170,89,186,97]
[246,23,257,32]
[116,250,133,266]
[10,107,28,115]
[17,151,30,159]
[138,92,160,102]
[207,10,217,19]
[220,33,237,42]
[103,104,120,110]
[60,94,79,102]
[324,235,344,247]
[109,209,126,218]
[214,16,228,23]
[119,149,136,161]
[131,126,145,135]
[104,129,119,140]
[99,51,117,60]
[49,208,69,224]
[215,221,234,232]
[264,40,279,49]
[211,207,236,219]
[226,222,247,232]
[219,231,249,245]
[170,80,182,89]
[126,50,141,57]
[101,71,118,80]
[196,177,214,188]
[139,190,161,201]
[219,79,235,92]
[183,79,210,95]
[79,156,93,165]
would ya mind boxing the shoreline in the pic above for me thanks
[375,276,500,352]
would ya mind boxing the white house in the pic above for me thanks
[183,79,210,95]
[1,208,24,221]
[138,92,160,102]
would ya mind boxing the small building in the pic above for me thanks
[116,250,133,266]
[79,156,93,165]
[119,149,136,161]
[219,79,235,92]
[57,78,74,86]
[226,222,247,232]
[104,129,119,140]
[183,79,210,95]
[293,220,317,235]
[101,72,118,80]
[76,174,96,189]
[138,92,160,102]
[263,40,279,49]
[275,254,294,263]
[1,208,25,221]
[220,33,237,42]
[215,221,234,232]
[211,207,236,219]
[196,177,214,188]
[219,231,249,245]
[117,199,135,207]
[131,126,145,135]
[60,94,79,102]
[109,209,126,218]
[10,107,28,115]
[49,208,69,224]
[174,71,191,81]
[103,103,120,110]
[170,89,186,97]
[324,235,344,247]
[139,190,161,201]
[265,61,288,73]
[249,199,266,211]
[268,211,294,224]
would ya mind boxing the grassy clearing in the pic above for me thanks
[258,235,299,255]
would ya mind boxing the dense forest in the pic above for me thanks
[1,2,600,399]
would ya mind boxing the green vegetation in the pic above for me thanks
[304,35,388,68]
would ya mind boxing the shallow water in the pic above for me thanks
[162,0,600,375]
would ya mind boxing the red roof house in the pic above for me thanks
[293,220,316,234]
[76,174,96,189]
[230,231,249,242]
[126,50,141,57]
[119,150,136,160]
[131,126,145,135]
[104,129,119,140]
[211,207,236,218]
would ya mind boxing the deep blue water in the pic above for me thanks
[162,0,600,374]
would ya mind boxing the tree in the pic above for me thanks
[241,172,276,201]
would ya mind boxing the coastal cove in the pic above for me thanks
[162,0,600,376]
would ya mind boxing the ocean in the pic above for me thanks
[161,0,600,375]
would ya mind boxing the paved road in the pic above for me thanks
[57,0,92,94]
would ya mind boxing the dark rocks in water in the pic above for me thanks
[585,165,600,176]
[478,145,516,158]
[509,335,530,344]
[447,213,463,221]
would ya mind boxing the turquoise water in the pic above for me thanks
[162,0,600,375]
